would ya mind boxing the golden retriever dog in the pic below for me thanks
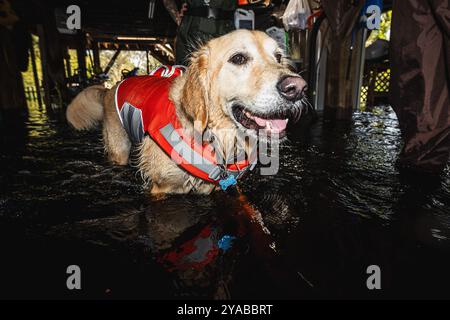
[66,30,307,195]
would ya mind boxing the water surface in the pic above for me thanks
[1,103,449,299]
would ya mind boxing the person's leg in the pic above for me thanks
[175,34,190,66]
[175,18,191,65]
[390,0,450,174]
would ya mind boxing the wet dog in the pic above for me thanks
[66,30,307,194]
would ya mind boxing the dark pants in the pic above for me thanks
[390,0,450,173]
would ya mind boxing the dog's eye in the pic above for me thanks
[229,53,248,65]
[275,53,283,63]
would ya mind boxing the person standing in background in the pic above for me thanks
[390,0,450,176]
[163,0,236,65]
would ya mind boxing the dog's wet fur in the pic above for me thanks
[66,30,306,194]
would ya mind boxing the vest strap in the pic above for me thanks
[159,123,251,185]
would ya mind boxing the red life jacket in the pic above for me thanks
[115,65,254,189]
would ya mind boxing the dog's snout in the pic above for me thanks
[277,76,307,101]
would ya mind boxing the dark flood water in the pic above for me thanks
[1,102,449,299]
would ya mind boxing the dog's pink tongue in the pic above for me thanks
[270,119,289,131]
[253,116,288,133]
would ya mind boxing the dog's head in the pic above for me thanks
[178,29,307,139]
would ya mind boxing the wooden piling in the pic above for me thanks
[76,32,87,82]
[64,48,72,79]
[36,24,52,110]
[0,26,27,116]
[323,29,363,121]
[29,37,42,108]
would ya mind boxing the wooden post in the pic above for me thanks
[323,29,363,121]
[353,28,367,111]
[92,41,101,74]
[0,26,27,115]
[29,37,42,108]
[37,24,52,109]
[64,48,72,79]
[76,32,87,83]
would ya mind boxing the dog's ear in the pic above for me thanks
[181,47,210,132]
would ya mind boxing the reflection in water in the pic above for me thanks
[49,191,310,299]
[0,104,449,299]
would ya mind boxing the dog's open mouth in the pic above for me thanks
[232,104,289,135]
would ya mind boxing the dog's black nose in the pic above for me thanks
[277,76,307,101]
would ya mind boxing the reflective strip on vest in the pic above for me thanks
[120,102,145,143]
[159,123,245,182]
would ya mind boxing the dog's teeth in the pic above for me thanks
[266,121,272,129]
[245,111,252,118]
[286,119,289,124]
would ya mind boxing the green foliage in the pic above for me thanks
[366,10,392,47]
